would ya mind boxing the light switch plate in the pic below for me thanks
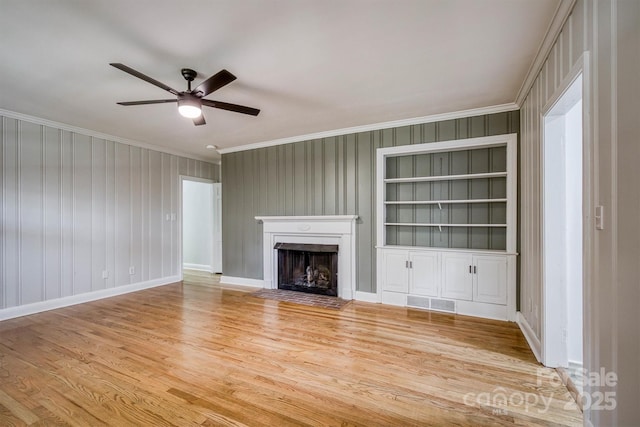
[595,205,604,230]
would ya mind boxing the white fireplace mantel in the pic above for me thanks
[256,215,358,300]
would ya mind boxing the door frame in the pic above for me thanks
[540,52,592,368]
[178,175,217,278]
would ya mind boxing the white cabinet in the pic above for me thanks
[442,253,474,301]
[442,253,507,304]
[382,250,410,293]
[409,252,439,297]
[379,247,514,320]
[381,250,439,297]
[473,255,507,305]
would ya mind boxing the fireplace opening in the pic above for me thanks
[275,243,338,296]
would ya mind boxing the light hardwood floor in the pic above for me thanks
[0,275,582,426]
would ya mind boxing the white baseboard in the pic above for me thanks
[355,291,380,303]
[220,276,264,288]
[517,311,542,363]
[0,275,181,321]
[183,263,213,272]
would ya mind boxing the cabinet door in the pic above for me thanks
[473,255,507,304]
[382,251,409,293]
[409,252,439,297]
[441,253,473,301]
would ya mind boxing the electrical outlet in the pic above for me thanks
[102,270,109,279]
[129,266,135,275]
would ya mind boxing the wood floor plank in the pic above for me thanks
[0,273,582,426]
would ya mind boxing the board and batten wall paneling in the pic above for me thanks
[519,1,640,425]
[221,111,519,293]
[519,0,588,346]
[0,114,219,312]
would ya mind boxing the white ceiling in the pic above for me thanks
[0,0,559,161]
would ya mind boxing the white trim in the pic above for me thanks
[515,0,577,106]
[355,291,380,303]
[178,175,217,280]
[0,108,216,163]
[220,276,264,288]
[517,312,543,363]
[539,52,589,368]
[541,54,587,116]
[0,275,180,321]
[180,176,217,184]
[255,215,358,222]
[183,263,213,272]
[218,103,518,154]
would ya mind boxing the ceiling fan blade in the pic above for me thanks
[117,99,177,106]
[110,63,180,96]
[193,115,206,126]
[192,69,236,97]
[201,99,260,116]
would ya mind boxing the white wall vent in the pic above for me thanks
[430,298,456,313]
[407,295,430,309]
[406,296,456,314]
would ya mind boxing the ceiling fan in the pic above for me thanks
[109,63,260,126]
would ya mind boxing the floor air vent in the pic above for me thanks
[407,295,429,309]
[430,298,456,313]
[406,296,456,314]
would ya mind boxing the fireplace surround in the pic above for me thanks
[256,215,358,300]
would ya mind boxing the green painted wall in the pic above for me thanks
[222,111,519,293]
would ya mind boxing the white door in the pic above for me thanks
[473,255,507,304]
[409,252,439,297]
[383,251,409,293]
[442,253,473,301]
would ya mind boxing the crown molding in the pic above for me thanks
[0,108,217,164]
[217,102,519,155]
[514,0,577,106]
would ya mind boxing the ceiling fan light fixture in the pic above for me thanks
[110,63,259,126]
[177,95,202,118]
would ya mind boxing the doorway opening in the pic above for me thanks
[542,74,583,392]
[181,177,222,283]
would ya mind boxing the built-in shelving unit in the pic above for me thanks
[375,134,518,321]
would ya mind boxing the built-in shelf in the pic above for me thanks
[375,134,518,321]
[376,134,517,252]
[384,223,507,228]
[384,172,507,183]
[385,198,507,205]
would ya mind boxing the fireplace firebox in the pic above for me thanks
[275,243,338,296]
